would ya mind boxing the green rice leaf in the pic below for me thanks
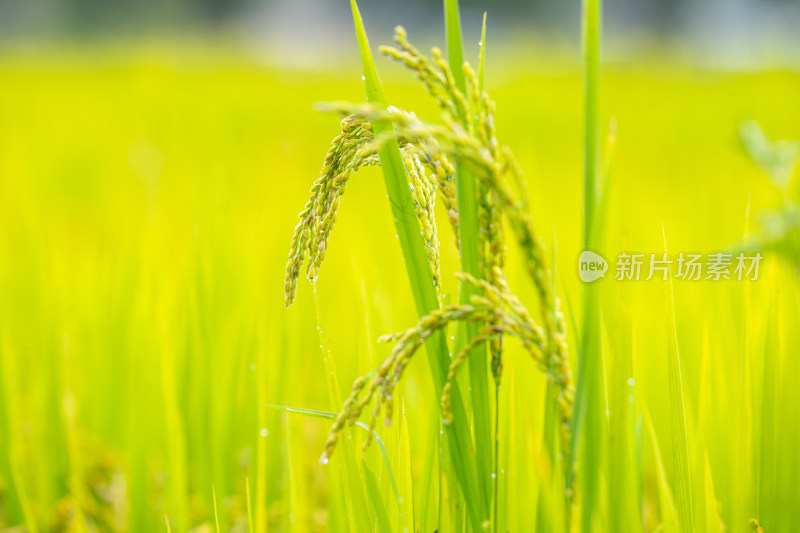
[246,477,254,533]
[265,403,401,510]
[703,451,724,533]
[418,407,440,533]
[349,2,484,530]
[645,408,679,532]
[573,1,604,531]
[478,12,487,91]
[398,400,416,532]
[264,404,338,421]
[757,297,779,523]
[212,485,221,533]
[444,0,466,94]
[608,287,642,533]
[0,338,40,533]
[662,227,695,533]
[443,0,493,520]
[314,292,374,533]
[362,459,394,533]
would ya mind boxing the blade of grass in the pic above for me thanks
[538,231,566,531]
[362,458,394,533]
[265,404,402,507]
[730,196,756,533]
[444,0,466,93]
[645,408,679,532]
[7,455,38,533]
[349,2,484,530]
[582,0,602,248]
[265,404,346,420]
[246,477,254,533]
[662,226,695,533]
[444,0,493,522]
[212,485,221,533]
[572,0,603,531]
[161,338,188,533]
[536,390,559,531]
[535,384,566,533]
[756,296,779,526]
[533,466,562,533]
[692,325,714,529]
[478,13,487,91]
[500,375,517,533]
[0,338,39,533]
[62,389,89,533]
[635,413,644,525]
[282,414,296,532]
[734,272,756,533]
[608,286,642,533]
[573,270,604,533]
[255,328,269,533]
[477,16,503,532]
[314,287,374,533]
[399,401,415,532]
[703,451,724,533]
[495,374,510,533]
[418,405,440,533]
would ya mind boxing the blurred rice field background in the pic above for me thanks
[0,33,799,531]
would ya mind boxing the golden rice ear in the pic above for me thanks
[284,115,375,306]
[325,268,572,458]
[441,334,487,424]
[288,30,570,474]
[403,149,442,302]
[287,102,463,306]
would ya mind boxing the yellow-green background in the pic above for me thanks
[0,40,798,532]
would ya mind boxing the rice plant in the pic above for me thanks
[283,5,574,528]
[1,0,798,531]
[281,1,795,532]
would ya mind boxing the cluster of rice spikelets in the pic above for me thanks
[381,25,573,455]
[403,147,443,299]
[283,106,457,308]
[285,27,574,466]
[283,113,374,308]
[319,272,551,463]
[319,299,492,463]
